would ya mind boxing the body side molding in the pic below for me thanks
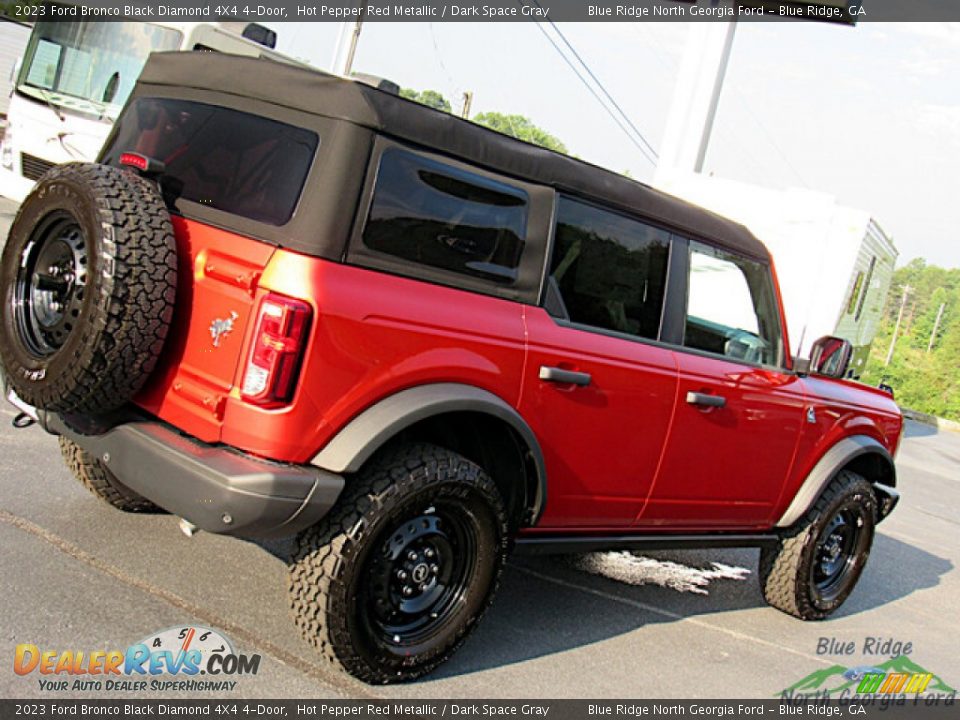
[775,435,895,528]
[311,383,547,521]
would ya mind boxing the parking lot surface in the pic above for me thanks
[0,195,957,699]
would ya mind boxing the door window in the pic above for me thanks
[683,243,783,366]
[548,197,670,340]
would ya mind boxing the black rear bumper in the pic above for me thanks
[7,387,343,538]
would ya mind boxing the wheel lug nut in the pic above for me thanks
[396,570,407,581]
[419,583,427,592]
[402,586,413,597]
[424,548,435,559]
[407,551,418,562]
[430,564,439,575]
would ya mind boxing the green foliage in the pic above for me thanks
[471,112,569,154]
[399,88,452,113]
[398,88,570,155]
[861,260,960,420]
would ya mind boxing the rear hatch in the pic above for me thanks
[99,96,319,444]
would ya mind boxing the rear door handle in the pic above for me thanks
[686,391,726,408]
[539,366,592,387]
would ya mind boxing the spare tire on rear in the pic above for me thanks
[0,162,177,415]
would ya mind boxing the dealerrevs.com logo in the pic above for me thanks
[13,626,261,693]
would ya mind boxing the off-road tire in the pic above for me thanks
[0,162,177,415]
[288,443,509,684]
[759,470,877,620]
[59,437,163,513]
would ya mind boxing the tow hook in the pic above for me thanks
[12,412,36,429]
[178,518,199,538]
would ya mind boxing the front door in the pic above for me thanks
[640,240,806,528]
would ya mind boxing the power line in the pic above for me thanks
[524,13,657,166]
[543,15,659,161]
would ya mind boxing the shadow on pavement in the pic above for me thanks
[904,421,939,439]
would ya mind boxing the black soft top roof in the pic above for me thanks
[138,52,769,261]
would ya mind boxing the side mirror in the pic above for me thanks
[808,336,853,379]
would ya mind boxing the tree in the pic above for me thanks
[471,112,568,154]
[400,88,452,113]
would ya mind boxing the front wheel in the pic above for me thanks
[760,470,876,620]
[288,443,508,683]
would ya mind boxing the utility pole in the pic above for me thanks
[330,17,364,76]
[884,285,911,366]
[460,91,473,120]
[927,302,946,353]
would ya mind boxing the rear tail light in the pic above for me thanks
[241,293,311,406]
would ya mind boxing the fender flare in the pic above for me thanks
[775,435,896,528]
[310,383,547,522]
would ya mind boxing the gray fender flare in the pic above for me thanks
[310,383,547,521]
[775,435,895,528]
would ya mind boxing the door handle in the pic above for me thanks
[539,366,591,387]
[686,391,726,408]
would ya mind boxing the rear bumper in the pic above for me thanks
[6,388,343,538]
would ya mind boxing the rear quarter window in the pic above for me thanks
[361,148,529,285]
[101,97,318,226]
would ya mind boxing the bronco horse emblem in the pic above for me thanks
[209,312,239,347]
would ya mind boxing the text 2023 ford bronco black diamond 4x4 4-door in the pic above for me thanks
[0,53,902,684]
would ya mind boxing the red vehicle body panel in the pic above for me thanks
[135,218,902,533]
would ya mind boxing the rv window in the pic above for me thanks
[855,257,877,321]
[548,197,670,340]
[362,149,528,285]
[684,243,783,367]
[102,98,318,226]
[846,271,865,315]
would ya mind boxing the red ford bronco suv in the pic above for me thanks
[0,53,902,684]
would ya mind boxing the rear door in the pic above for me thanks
[520,197,679,528]
[640,239,806,528]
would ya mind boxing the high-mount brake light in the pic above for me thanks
[241,294,311,406]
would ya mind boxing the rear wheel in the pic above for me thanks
[59,437,163,513]
[760,470,876,620]
[288,443,508,683]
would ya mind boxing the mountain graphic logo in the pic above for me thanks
[779,655,955,697]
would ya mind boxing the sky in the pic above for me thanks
[265,21,960,270]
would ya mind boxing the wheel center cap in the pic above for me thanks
[411,562,430,584]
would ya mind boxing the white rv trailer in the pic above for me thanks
[0,20,31,120]
[656,171,897,377]
[0,13,295,202]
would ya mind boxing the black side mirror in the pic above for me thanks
[808,336,853,379]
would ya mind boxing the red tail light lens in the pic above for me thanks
[241,294,311,406]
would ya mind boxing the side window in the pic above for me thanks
[684,243,783,367]
[846,270,865,315]
[362,149,528,285]
[855,256,877,321]
[548,197,670,340]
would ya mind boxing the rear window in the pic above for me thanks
[101,98,318,226]
[362,149,529,285]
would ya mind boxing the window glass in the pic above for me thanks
[18,22,182,119]
[102,98,318,226]
[362,149,528,285]
[846,271,865,314]
[684,244,782,366]
[855,257,877,321]
[549,197,670,340]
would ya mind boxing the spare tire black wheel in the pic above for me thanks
[0,162,177,415]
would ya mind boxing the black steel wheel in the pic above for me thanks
[288,443,508,683]
[760,470,877,620]
[13,212,88,358]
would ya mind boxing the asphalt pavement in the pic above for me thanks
[0,195,957,699]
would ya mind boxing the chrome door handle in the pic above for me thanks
[539,366,591,386]
[686,391,726,408]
